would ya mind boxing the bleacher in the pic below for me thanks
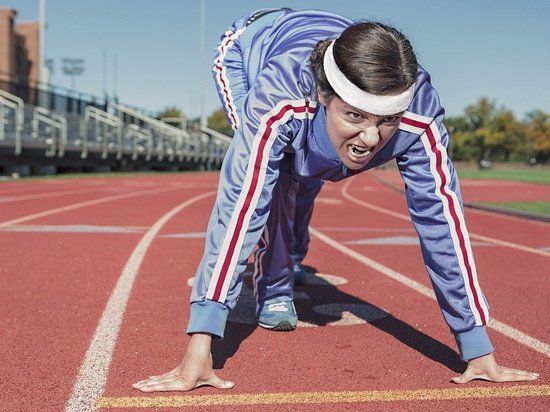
[0,78,232,176]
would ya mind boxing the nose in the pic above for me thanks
[358,126,380,147]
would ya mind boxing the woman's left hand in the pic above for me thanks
[452,353,539,383]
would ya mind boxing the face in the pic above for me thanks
[319,95,403,170]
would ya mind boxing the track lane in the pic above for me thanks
[65,191,216,412]
[0,176,217,411]
[337,173,549,346]
[2,172,547,411]
[101,173,547,411]
[0,186,189,228]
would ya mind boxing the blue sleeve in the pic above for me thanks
[397,116,493,360]
[186,63,315,339]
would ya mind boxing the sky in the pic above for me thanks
[4,0,550,120]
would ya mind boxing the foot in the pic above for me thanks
[257,301,297,331]
[294,263,307,286]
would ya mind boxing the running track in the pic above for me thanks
[1,169,548,411]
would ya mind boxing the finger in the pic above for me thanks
[133,376,170,387]
[200,374,235,390]
[452,366,539,384]
[497,366,539,378]
[493,368,539,383]
[135,367,181,385]
[133,377,194,393]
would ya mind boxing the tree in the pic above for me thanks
[444,115,471,161]
[158,106,183,119]
[490,110,525,161]
[207,108,233,136]
[525,111,550,162]
[456,98,525,165]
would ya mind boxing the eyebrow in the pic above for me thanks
[342,103,403,118]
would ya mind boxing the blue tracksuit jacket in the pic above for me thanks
[187,8,493,360]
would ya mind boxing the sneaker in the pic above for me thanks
[257,301,297,331]
[294,263,307,286]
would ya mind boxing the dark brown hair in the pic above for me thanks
[310,22,418,102]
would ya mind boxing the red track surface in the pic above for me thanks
[1,170,548,411]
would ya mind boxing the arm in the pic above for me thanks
[398,116,538,382]
[398,116,492,360]
[134,64,315,391]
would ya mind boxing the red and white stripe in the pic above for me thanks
[399,111,433,134]
[206,99,316,302]
[420,121,489,325]
[213,28,246,131]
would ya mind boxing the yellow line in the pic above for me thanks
[96,385,550,408]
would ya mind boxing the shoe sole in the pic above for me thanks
[257,320,296,331]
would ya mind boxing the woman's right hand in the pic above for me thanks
[132,333,234,392]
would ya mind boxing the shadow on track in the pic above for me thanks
[212,264,466,373]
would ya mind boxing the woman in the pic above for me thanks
[133,8,538,391]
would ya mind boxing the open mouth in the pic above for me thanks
[347,144,372,160]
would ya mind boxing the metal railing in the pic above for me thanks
[108,102,193,162]
[32,106,67,157]
[82,106,122,160]
[0,89,25,155]
[0,88,232,172]
[126,123,153,161]
[200,126,232,166]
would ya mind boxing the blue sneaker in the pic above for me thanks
[294,263,307,285]
[257,301,297,331]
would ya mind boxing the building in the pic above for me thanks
[0,8,39,93]
[0,7,230,176]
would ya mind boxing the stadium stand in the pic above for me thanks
[0,76,232,176]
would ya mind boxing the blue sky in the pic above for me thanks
[5,0,550,120]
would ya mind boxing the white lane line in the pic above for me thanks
[309,226,550,358]
[338,178,550,355]
[341,179,550,258]
[0,187,102,204]
[0,186,184,228]
[468,233,550,257]
[65,191,215,412]
[0,224,145,234]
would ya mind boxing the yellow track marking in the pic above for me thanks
[96,385,549,408]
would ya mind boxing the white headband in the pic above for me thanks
[323,41,415,116]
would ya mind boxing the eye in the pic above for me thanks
[382,115,401,124]
[345,111,363,121]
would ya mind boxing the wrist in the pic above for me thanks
[454,325,494,361]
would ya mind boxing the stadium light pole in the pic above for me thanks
[38,0,47,86]
[200,0,206,127]
[38,0,49,108]
[62,58,85,90]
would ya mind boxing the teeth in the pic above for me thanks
[349,144,371,158]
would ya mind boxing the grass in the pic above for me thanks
[485,201,550,216]
[454,163,550,217]
[456,167,550,184]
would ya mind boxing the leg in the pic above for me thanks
[253,162,299,330]
[291,179,323,285]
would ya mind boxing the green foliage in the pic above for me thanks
[525,111,550,162]
[207,108,233,136]
[445,98,548,164]
[158,106,182,119]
